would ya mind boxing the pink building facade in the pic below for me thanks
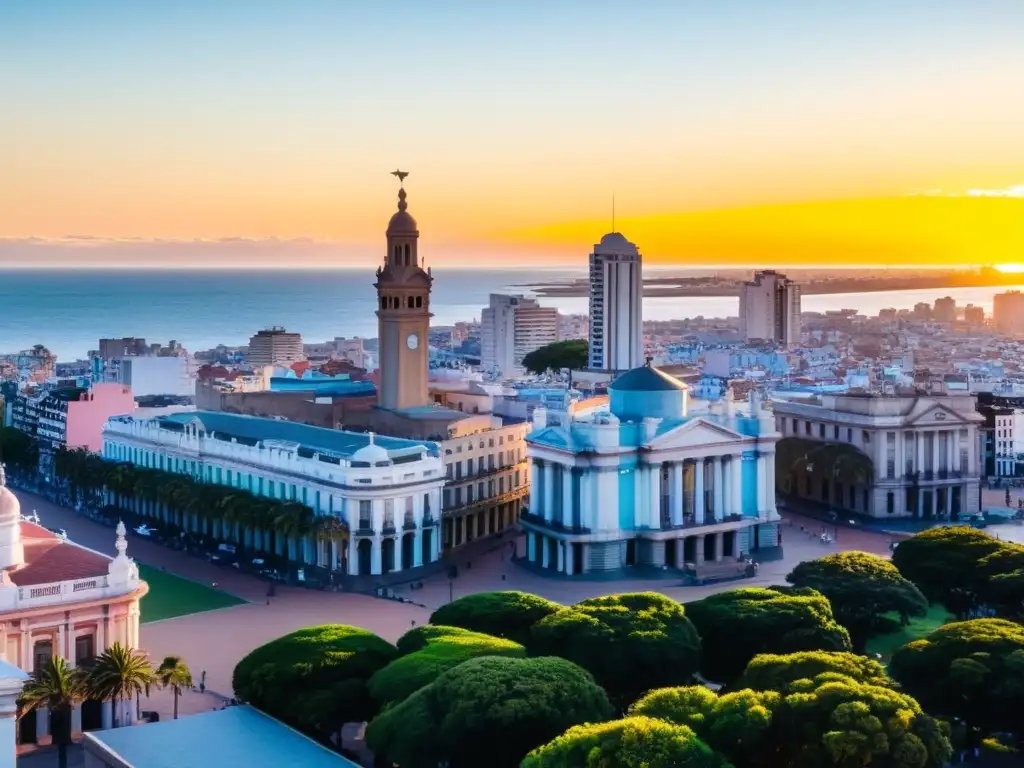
[64,383,136,453]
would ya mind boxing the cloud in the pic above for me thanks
[966,185,1024,198]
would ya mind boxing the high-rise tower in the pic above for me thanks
[588,232,643,372]
[375,173,432,410]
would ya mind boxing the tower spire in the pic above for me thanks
[612,193,616,233]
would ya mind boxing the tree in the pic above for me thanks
[368,625,525,705]
[84,642,156,728]
[522,716,734,768]
[685,587,851,685]
[786,552,928,652]
[19,657,86,768]
[365,655,614,768]
[631,677,952,768]
[0,426,38,472]
[530,592,701,708]
[889,618,1024,738]
[891,526,1003,611]
[522,339,589,376]
[427,590,562,646]
[156,655,193,720]
[737,650,892,693]
[232,624,397,745]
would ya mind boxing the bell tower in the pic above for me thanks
[375,170,432,411]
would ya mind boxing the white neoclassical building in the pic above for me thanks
[102,411,446,578]
[523,364,782,575]
[773,390,983,519]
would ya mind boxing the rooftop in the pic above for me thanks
[610,365,689,393]
[8,522,111,587]
[150,411,438,458]
[83,706,359,768]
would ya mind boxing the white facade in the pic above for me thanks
[106,355,194,398]
[774,392,983,519]
[101,413,446,577]
[480,294,559,376]
[739,271,801,345]
[588,233,643,372]
[993,409,1024,477]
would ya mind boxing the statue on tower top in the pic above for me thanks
[391,169,409,185]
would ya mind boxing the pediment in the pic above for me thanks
[646,418,746,451]
[906,403,965,426]
[528,426,574,451]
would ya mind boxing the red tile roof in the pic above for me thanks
[7,522,111,587]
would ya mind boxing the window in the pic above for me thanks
[887,492,895,515]
[359,500,372,529]
[467,486,474,503]
[33,641,53,673]
[862,430,871,443]
[75,634,95,666]
[455,488,463,505]
[404,497,414,525]
[833,425,839,439]
[847,428,853,442]
[423,493,431,518]
[383,499,395,529]
[804,421,811,436]
[819,423,825,438]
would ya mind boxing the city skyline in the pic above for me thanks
[4,1,1024,268]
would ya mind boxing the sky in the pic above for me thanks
[3,0,1024,268]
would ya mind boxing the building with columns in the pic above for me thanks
[102,411,445,578]
[523,363,782,575]
[588,232,644,372]
[773,391,983,519]
[0,465,147,744]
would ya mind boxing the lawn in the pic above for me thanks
[138,563,246,623]
[865,603,953,660]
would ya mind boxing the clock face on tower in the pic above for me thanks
[407,333,419,350]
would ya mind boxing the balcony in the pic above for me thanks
[445,460,527,486]
[4,574,140,612]
[444,486,528,516]
[519,511,591,535]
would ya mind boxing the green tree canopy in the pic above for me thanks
[521,716,734,768]
[428,590,562,646]
[631,676,951,768]
[891,526,1004,611]
[787,551,928,652]
[685,587,851,685]
[889,618,1024,736]
[737,650,892,693]
[368,625,525,705]
[365,655,614,768]
[522,339,589,375]
[530,592,701,708]
[0,426,38,471]
[232,625,397,744]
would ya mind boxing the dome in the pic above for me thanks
[609,363,688,422]
[594,231,638,256]
[351,434,391,465]
[610,365,688,393]
[387,188,419,235]
[0,486,19,523]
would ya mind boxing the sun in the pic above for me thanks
[995,264,1024,273]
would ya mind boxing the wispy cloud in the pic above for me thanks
[966,185,1024,198]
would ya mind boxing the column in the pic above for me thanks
[36,707,49,741]
[543,463,556,521]
[370,536,382,575]
[669,463,682,526]
[915,431,924,476]
[756,454,767,514]
[931,431,940,476]
[565,543,575,576]
[562,468,574,528]
[647,466,660,528]
[527,534,536,562]
[556,542,565,573]
[675,538,685,567]
[731,455,743,516]
[694,458,705,524]
[581,543,591,573]
[714,532,724,562]
[71,704,82,734]
[541,537,550,568]
[394,536,403,573]
[433,525,441,560]
[765,452,777,515]
[695,534,705,564]
[101,700,113,730]
[947,431,956,474]
[413,531,423,567]
[712,457,724,523]
[529,459,541,514]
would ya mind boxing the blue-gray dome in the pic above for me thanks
[609,364,688,421]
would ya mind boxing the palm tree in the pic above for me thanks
[19,657,86,768]
[155,656,193,720]
[84,642,156,728]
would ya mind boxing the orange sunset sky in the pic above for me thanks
[3,1,1024,268]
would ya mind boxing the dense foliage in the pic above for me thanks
[365,655,614,768]
[787,552,928,651]
[232,625,397,743]
[368,625,525,705]
[891,526,1004,612]
[0,426,38,471]
[631,676,952,768]
[521,716,733,768]
[685,587,851,684]
[521,339,589,375]
[428,590,562,646]
[889,618,1024,736]
[530,592,701,707]
[737,650,892,692]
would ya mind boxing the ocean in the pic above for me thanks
[1,268,1022,361]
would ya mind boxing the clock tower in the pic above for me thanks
[375,172,432,411]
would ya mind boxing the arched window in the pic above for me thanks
[407,296,414,308]
[404,243,411,262]
[393,245,400,261]
[415,296,422,308]
[380,297,387,310]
